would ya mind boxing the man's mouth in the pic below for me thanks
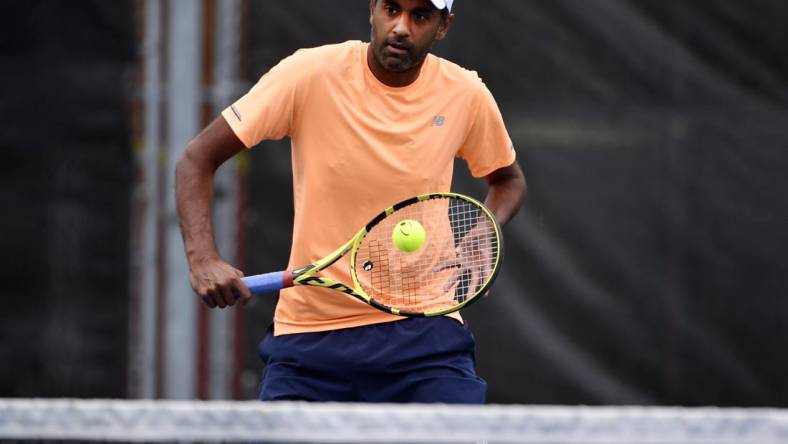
[384,41,411,57]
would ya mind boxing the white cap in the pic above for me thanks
[430,0,453,13]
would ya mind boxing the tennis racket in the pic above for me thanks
[241,192,503,317]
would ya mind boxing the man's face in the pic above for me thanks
[369,0,453,73]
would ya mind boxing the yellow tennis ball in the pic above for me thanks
[392,220,426,253]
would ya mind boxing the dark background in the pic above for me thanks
[2,0,787,405]
[0,1,135,398]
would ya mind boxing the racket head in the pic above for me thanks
[350,193,503,317]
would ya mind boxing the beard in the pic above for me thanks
[371,31,432,73]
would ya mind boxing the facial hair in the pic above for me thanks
[370,27,433,73]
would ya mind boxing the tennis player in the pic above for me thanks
[176,0,526,403]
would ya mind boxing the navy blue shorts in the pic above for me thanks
[257,317,487,403]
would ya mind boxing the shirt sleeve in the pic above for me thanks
[221,50,306,148]
[456,81,517,178]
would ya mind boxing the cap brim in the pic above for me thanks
[430,0,451,12]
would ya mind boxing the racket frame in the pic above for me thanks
[247,192,504,317]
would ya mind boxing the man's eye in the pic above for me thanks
[414,13,428,21]
[385,6,398,15]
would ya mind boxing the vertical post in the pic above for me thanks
[163,0,203,399]
[133,0,163,400]
[209,0,243,400]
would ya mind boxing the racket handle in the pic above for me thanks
[242,271,289,294]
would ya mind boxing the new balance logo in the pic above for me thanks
[231,105,243,122]
[432,115,446,127]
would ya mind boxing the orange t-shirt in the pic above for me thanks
[222,41,515,335]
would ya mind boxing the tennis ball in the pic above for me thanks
[392,220,426,253]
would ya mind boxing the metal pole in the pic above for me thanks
[209,0,243,400]
[163,0,203,400]
[135,0,163,400]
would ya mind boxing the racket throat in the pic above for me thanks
[296,276,367,299]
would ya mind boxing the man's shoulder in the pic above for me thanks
[288,40,362,69]
[429,54,485,90]
[263,40,361,84]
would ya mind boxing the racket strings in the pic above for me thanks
[366,239,390,296]
[355,196,498,314]
[449,200,498,300]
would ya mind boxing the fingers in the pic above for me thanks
[466,266,480,297]
[190,262,251,309]
[231,274,252,305]
[475,249,491,293]
[441,241,492,299]
[434,258,460,273]
[442,269,461,293]
[211,277,249,308]
[207,289,225,308]
[219,284,235,308]
[201,294,217,309]
[435,221,495,299]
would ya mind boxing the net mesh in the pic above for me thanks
[354,195,499,315]
[2,399,788,443]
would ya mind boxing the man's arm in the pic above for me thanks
[483,160,527,226]
[175,116,251,308]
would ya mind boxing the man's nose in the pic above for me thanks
[392,14,411,38]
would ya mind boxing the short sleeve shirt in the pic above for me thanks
[223,41,515,335]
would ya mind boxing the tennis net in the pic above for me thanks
[2,399,788,443]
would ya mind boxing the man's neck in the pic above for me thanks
[366,45,424,88]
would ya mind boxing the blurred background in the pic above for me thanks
[1,0,787,406]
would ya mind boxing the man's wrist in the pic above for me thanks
[185,247,220,270]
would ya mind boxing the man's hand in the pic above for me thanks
[188,255,251,308]
[437,218,495,300]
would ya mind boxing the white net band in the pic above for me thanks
[2,399,788,443]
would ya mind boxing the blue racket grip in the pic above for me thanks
[242,272,288,294]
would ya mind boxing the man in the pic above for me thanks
[176,0,526,403]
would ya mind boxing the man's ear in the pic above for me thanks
[435,13,455,40]
[369,0,376,26]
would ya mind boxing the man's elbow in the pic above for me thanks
[490,162,527,198]
[514,168,527,201]
[176,140,210,178]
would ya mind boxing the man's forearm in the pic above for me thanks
[173,117,251,307]
[175,148,220,266]
[484,162,527,226]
